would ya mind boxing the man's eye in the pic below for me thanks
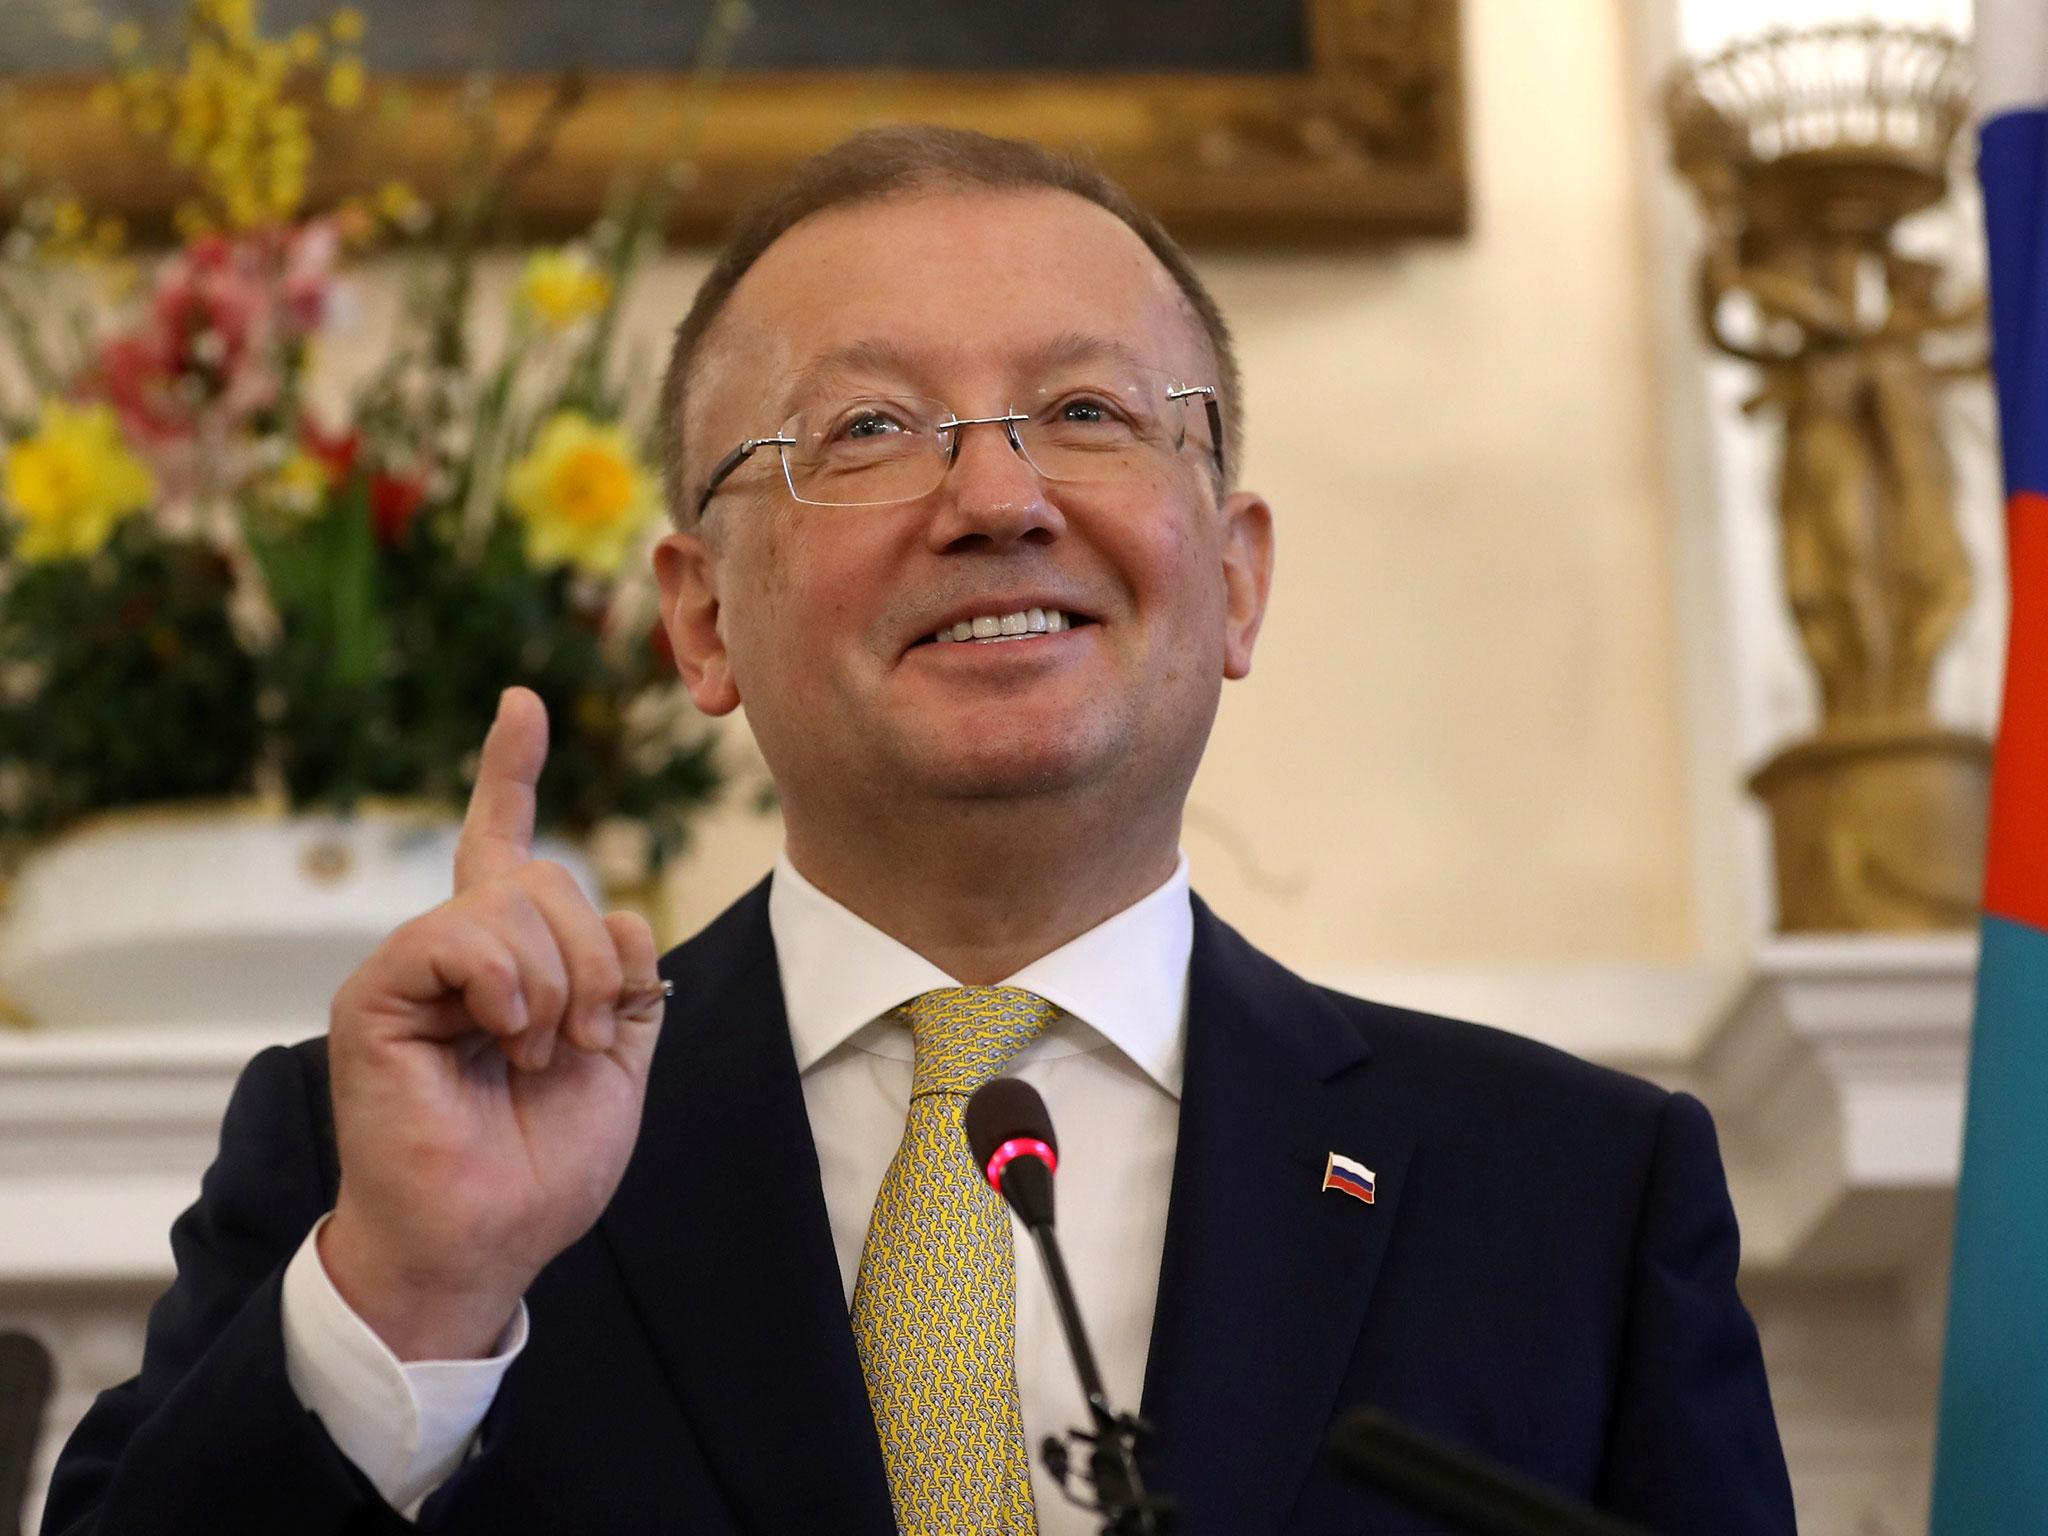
[1052,396,1124,426]
[835,410,907,441]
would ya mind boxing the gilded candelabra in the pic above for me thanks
[1667,23,1991,932]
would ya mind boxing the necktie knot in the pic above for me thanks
[896,985,1058,1097]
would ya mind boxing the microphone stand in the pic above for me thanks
[1016,1207,1175,1534]
[1024,1225,1166,1533]
[968,1081,1175,1534]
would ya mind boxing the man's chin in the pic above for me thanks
[897,735,1113,803]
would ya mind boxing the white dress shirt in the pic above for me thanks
[281,850,1192,1531]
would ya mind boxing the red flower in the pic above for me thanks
[300,421,361,485]
[369,472,427,546]
[97,330,187,447]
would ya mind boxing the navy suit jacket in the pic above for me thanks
[45,882,1795,1535]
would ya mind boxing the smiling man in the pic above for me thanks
[45,128,1796,1536]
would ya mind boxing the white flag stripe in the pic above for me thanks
[1976,0,2048,120]
[1330,1153,1375,1183]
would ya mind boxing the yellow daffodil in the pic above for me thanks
[325,55,364,110]
[115,0,368,229]
[505,412,658,575]
[264,449,331,517]
[198,0,255,35]
[518,248,613,331]
[375,180,427,232]
[253,39,290,88]
[2,401,155,562]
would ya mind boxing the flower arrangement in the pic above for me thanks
[0,0,725,879]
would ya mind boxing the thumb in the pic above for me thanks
[605,908,666,1079]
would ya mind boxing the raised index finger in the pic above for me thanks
[455,687,548,892]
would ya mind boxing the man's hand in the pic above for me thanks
[320,687,666,1361]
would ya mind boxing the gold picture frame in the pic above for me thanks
[8,0,1465,246]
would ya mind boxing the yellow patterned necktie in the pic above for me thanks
[852,986,1058,1535]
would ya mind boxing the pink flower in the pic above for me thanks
[92,231,299,462]
[281,220,340,332]
[97,329,188,448]
[151,238,279,413]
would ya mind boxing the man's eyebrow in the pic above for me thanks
[780,340,931,416]
[1013,332,1153,379]
[775,333,1161,418]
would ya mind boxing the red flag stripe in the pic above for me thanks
[1985,490,2048,931]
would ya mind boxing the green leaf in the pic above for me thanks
[327,474,384,689]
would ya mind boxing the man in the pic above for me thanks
[45,127,1795,1536]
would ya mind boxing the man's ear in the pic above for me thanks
[1219,489,1274,681]
[653,528,741,716]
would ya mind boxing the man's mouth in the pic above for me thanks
[917,608,1091,646]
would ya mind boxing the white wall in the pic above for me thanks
[603,0,1703,976]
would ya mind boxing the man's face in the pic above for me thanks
[654,187,1272,831]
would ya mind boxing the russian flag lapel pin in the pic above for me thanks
[1322,1152,1376,1205]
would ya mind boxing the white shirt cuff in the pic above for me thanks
[279,1214,528,1519]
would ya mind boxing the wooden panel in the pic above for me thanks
[3,0,1466,246]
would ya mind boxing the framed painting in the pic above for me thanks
[4,0,1466,245]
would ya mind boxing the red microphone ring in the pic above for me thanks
[985,1137,1058,1192]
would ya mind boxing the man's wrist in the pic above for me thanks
[284,1218,526,1516]
[318,1206,526,1363]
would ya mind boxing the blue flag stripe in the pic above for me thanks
[1979,107,2048,497]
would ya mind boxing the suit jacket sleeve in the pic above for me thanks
[41,1043,414,1536]
[1598,1090,1797,1535]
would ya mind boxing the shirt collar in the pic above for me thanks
[768,849,1191,1098]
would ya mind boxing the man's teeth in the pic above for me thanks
[933,608,1072,643]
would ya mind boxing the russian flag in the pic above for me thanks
[1322,1152,1375,1205]
[1930,4,2048,1531]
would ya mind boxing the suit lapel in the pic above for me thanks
[599,880,895,1535]
[1141,899,1416,1536]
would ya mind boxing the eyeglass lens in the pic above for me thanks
[778,371,1207,508]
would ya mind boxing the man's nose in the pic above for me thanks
[924,416,1067,550]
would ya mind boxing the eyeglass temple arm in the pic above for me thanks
[1167,385,1227,478]
[696,435,797,516]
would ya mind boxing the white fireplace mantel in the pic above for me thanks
[0,933,1978,1292]
[0,936,1978,1536]
[0,1022,300,1283]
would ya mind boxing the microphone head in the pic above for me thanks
[964,1077,1057,1171]
[964,1077,1059,1229]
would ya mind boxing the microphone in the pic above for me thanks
[964,1079,1175,1535]
[1328,1409,1655,1536]
[964,1075,1058,1229]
